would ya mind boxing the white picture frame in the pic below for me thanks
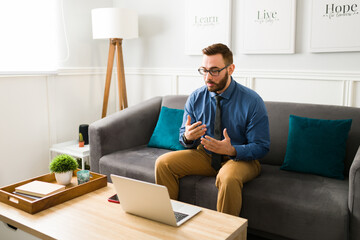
[185,0,231,55]
[309,0,360,53]
[239,0,296,54]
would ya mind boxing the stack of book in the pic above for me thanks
[13,180,65,200]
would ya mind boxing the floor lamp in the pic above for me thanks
[91,8,138,118]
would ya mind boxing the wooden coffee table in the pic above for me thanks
[0,184,247,240]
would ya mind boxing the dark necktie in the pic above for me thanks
[211,95,222,171]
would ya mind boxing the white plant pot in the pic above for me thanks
[55,171,73,185]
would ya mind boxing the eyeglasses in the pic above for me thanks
[198,65,230,76]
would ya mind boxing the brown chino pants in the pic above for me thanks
[155,145,261,216]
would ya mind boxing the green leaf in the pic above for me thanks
[49,154,79,173]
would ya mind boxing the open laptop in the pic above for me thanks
[110,174,201,227]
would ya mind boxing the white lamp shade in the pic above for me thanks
[91,8,138,39]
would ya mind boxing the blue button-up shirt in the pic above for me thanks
[179,77,270,161]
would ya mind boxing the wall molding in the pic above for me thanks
[55,67,360,107]
[55,67,360,82]
[1,67,359,108]
[1,67,358,81]
[233,69,360,81]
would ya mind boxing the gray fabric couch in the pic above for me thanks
[89,95,360,240]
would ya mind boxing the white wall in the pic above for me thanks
[113,0,360,107]
[114,0,360,71]
[0,0,359,193]
[0,0,359,188]
[0,1,112,238]
[0,0,112,184]
[59,0,113,68]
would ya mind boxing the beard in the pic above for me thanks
[206,71,229,93]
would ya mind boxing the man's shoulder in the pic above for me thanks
[231,80,267,114]
[233,80,262,100]
[188,85,208,100]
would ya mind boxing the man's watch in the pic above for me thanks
[182,134,193,144]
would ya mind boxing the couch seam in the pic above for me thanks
[349,165,359,240]
[194,177,198,206]
[350,167,359,212]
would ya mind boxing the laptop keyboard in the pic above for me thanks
[174,211,188,222]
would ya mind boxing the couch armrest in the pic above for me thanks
[349,145,360,240]
[89,96,163,173]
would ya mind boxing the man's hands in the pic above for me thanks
[184,115,207,142]
[184,115,237,157]
[201,128,237,157]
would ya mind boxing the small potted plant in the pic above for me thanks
[50,154,79,185]
[79,133,85,147]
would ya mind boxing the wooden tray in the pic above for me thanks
[0,170,107,214]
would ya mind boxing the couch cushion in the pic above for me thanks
[99,145,172,183]
[148,106,186,151]
[263,102,360,176]
[281,115,352,180]
[178,176,218,210]
[241,164,349,240]
[178,175,205,205]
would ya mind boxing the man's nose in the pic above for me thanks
[204,71,212,80]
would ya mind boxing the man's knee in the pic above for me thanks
[155,154,168,171]
[216,172,243,189]
[155,152,178,170]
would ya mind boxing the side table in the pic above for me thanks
[50,140,90,170]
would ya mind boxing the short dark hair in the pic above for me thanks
[202,43,233,66]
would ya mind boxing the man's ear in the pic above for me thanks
[228,64,235,75]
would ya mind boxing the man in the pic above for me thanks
[155,43,270,216]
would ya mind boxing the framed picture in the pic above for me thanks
[309,0,360,53]
[239,0,296,54]
[185,0,231,55]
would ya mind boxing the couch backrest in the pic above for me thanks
[263,102,360,175]
[161,95,360,175]
[162,95,189,109]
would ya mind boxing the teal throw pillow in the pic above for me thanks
[280,115,352,180]
[148,106,186,151]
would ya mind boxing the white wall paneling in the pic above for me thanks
[0,69,113,187]
[177,76,206,95]
[354,81,360,107]
[126,68,360,108]
[73,67,360,108]
[241,70,359,107]
[0,75,50,186]
[126,68,177,103]
[254,77,344,105]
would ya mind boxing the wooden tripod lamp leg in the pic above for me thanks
[102,39,116,118]
[115,39,128,110]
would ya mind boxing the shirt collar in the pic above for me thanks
[209,76,235,100]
